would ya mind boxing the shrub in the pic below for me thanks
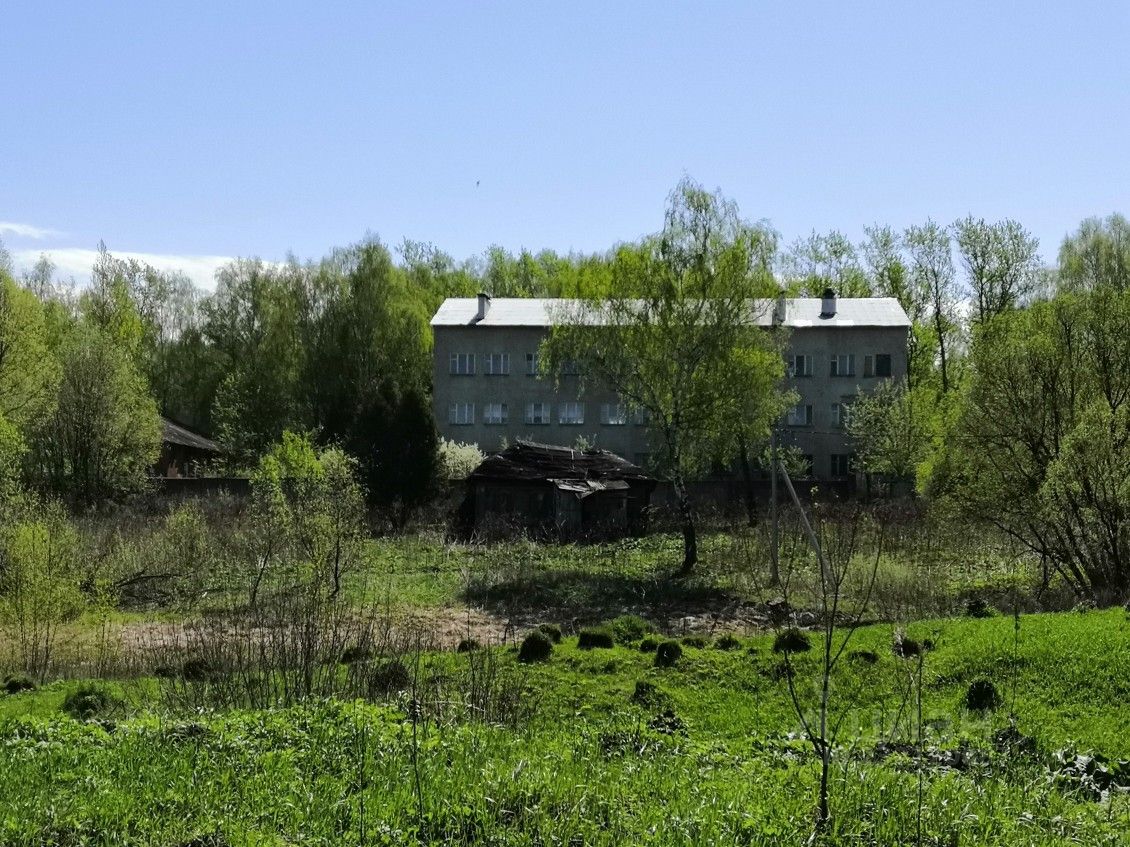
[714,634,741,651]
[654,640,683,667]
[182,657,218,683]
[772,628,811,654]
[629,679,670,709]
[62,682,123,720]
[369,660,411,694]
[518,630,554,663]
[340,644,372,664]
[536,623,562,644]
[639,637,660,653]
[577,627,614,650]
[2,674,35,694]
[456,638,481,653]
[965,678,1000,711]
[965,597,996,618]
[609,615,654,644]
[681,635,708,649]
[848,650,880,665]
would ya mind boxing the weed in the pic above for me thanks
[638,637,659,652]
[536,623,563,644]
[577,627,614,650]
[714,634,741,651]
[340,644,372,664]
[629,680,671,709]
[62,682,123,720]
[772,628,811,654]
[2,674,36,694]
[518,631,554,663]
[654,640,682,667]
[608,615,654,644]
[456,638,481,653]
[680,635,709,649]
[964,678,1000,711]
[369,660,411,694]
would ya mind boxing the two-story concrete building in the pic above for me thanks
[430,291,910,481]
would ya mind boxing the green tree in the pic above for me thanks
[31,326,161,504]
[953,216,1041,324]
[0,270,60,432]
[905,221,960,393]
[0,498,85,680]
[542,178,788,572]
[783,230,871,296]
[1056,213,1130,293]
[205,259,305,462]
[940,282,1130,601]
[844,379,933,486]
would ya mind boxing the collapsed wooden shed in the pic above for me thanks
[461,440,656,541]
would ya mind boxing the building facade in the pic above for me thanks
[431,293,910,480]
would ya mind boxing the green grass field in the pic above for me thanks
[1,608,1127,845]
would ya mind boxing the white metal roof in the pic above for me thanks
[430,297,910,328]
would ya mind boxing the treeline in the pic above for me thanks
[2,203,1130,600]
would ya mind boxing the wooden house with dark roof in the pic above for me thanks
[460,440,655,540]
[157,417,221,478]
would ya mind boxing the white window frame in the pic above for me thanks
[484,352,510,376]
[787,353,812,378]
[830,354,855,377]
[483,402,508,425]
[449,353,475,376]
[600,403,628,425]
[830,453,853,477]
[786,404,813,427]
[558,401,584,425]
[525,352,540,376]
[524,402,550,425]
[448,402,474,425]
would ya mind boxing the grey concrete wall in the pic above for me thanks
[776,325,909,478]
[433,322,908,479]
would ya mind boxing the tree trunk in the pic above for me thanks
[737,435,758,528]
[675,475,697,574]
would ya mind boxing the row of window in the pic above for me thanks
[787,353,892,379]
[784,454,856,477]
[449,352,580,377]
[453,350,892,379]
[448,402,644,426]
[786,399,856,428]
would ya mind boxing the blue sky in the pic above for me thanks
[2,1,1128,288]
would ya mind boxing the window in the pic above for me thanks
[524,402,550,425]
[561,359,581,376]
[786,404,813,426]
[600,403,628,425]
[448,402,474,425]
[449,353,475,375]
[632,407,650,426]
[831,396,855,428]
[787,353,812,378]
[484,353,510,375]
[874,353,892,377]
[525,352,540,376]
[483,402,508,424]
[558,401,584,425]
[830,354,855,377]
[830,453,853,477]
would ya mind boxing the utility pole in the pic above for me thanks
[770,427,779,585]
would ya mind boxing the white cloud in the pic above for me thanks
[0,221,61,239]
[12,247,236,291]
